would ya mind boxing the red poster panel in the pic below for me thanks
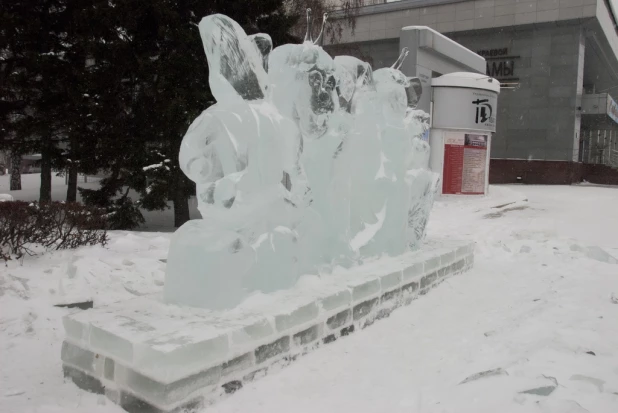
[443,133,464,194]
[442,133,488,195]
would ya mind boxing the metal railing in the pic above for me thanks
[580,129,618,168]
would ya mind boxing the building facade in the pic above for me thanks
[330,0,618,184]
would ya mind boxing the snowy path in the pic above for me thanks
[1,185,618,413]
[211,185,618,413]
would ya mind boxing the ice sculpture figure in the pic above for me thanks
[164,12,439,310]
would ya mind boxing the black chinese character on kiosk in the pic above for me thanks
[472,99,492,124]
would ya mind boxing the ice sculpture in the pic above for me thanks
[165,12,439,310]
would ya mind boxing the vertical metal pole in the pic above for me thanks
[612,131,618,167]
[612,130,618,168]
[604,130,608,165]
[607,130,614,166]
[597,131,600,164]
[586,130,592,163]
[582,133,588,163]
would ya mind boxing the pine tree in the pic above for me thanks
[79,0,301,228]
[2,0,355,227]
[0,0,101,201]
[0,1,43,192]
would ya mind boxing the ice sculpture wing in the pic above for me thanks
[334,55,374,113]
[406,77,423,109]
[248,33,272,71]
[374,67,412,120]
[199,15,269,102]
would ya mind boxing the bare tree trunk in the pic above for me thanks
[66,164,78,202]
[66,134,79,202]
[40,137,52,202]
[10,150,22,191]
[173,172,191,228]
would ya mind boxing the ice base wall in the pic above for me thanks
[62,239,474,412]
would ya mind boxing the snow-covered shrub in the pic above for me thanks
[0,201,108,261]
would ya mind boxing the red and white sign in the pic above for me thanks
[442,133,488,195]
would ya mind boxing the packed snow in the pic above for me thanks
[1,184,618,413]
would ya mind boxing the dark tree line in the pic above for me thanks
[1,0,360,229]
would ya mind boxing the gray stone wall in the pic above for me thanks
[331,0,598,43]
[449,24,584,161]
[332,38,399,69]
[327,0,618,162]
[337,24,586,161]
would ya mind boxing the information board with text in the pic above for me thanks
[442,132,488,195]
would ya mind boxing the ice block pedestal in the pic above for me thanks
[61,239,474,413]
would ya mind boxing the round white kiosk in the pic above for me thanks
[429,72,500,196]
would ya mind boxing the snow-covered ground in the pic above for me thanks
[0,173,101,204]
[0,173,200,231]
[1,184,618,413]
